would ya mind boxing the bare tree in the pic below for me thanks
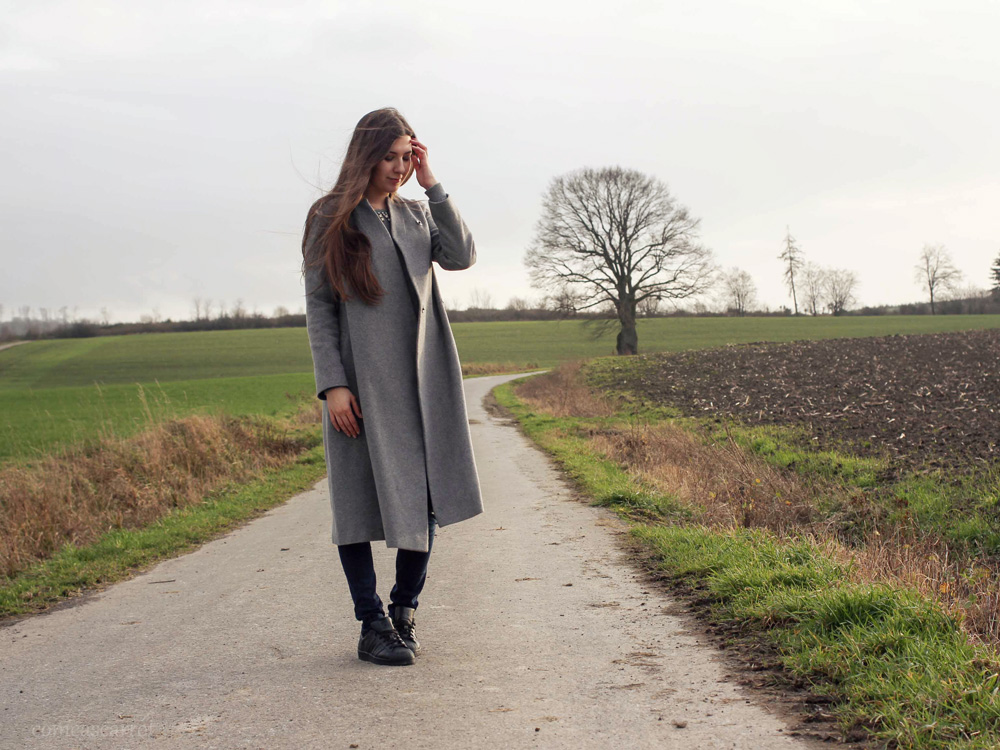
[778,226,804,315]
[525,166,713,355]
[941,284,990,313]
[720,267,757,316]
[914,243,962,314]
[542,285,584,316]
[943,284,985,301]
[990,250,1000,299]
[468,287,494,310]
[506,296,530,312]
[15,306,32,337]
[193,297,204,321]
[273,305,290,318]
[824,268,859,316]
[637,295,660,317]
[801,262,827,316]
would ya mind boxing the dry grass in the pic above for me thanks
[292,397,326,426]
[514,363,1000,649]
[512,359,618,418]
[840,531,1000,648]
[461,361,542,377]
[588,420,821,535]
[0,413,308,580]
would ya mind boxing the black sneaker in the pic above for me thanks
[357,616,415,666]
[390,605,420,655]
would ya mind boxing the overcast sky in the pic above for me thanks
[2,0,999,323]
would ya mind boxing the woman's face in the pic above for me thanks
[369,135,412,194]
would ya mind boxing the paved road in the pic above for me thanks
[1,372,823,749]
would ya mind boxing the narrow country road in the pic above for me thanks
[1,372,827,749]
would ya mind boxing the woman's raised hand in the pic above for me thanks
[410,138,437,190]
[326,386,363,438]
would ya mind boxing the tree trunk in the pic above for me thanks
[616,297,638,355]
[616,325,638,355]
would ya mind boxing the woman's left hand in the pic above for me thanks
[410,138,438,190]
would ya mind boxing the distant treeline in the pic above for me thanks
[852,296,999,316]
[1,294,997,342]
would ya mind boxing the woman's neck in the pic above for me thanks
[364,186,390,210]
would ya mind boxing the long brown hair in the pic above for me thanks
[302,108,416,305]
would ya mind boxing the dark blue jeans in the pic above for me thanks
[337,497,437,629]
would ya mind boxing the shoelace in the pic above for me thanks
[394,618,416,642]
[377,627,407,650]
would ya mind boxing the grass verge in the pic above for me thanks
[493,369,1000,750]
[0,439,327,620]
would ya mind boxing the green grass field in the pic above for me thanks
[1,315,998,463]
[453,313,1000,362]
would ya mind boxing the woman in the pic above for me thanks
[301,108,483,667]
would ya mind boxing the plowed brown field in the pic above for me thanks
[605,328,1000,473]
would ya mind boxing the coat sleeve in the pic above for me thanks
[303,214,350,400]
[424,183,476,271]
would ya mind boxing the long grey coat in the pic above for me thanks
[302,183,483,552]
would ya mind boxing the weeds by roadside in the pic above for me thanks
[0,396,326,618]
[460,361,542,377]
[0,412,313,581]
[495,361,1000,749]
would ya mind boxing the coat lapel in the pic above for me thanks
[387,198,420,283]
[355,199,390,243]
[354,198,427,312]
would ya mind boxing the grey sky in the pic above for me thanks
[2,0,998,323]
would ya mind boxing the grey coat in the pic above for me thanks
[302,183,483,552]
